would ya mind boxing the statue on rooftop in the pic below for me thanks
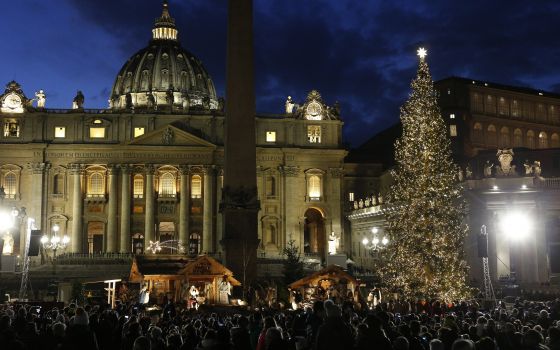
[285,96,295,114]
[35,90,46,108]
[72,90,84,109]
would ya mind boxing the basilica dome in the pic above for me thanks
[110,1,218,111]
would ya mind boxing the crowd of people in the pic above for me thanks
[1,297,560,350]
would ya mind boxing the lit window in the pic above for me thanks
[4,121,20,137]
[134,127,145,138]
[88,173,105,196]
[266,131,276,142]
[89,127,105,138]
[191,175,202,198]
[307,125,321,143]
[450,114,455,119]
[159,172,176,197]
[133,174,144,198]
[308,175,321,199]
[349,192,354,202]
[447,88,451,95]
[93,119,103,124]
[54,127,66,138]
[450,125,457,137]
[4,172,17,199]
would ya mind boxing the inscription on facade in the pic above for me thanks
[46,152,210,160]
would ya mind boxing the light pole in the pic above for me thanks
[41,224,70,262]
[362,227,389,255]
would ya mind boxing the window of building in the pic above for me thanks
[527,130,535,148]
[189,233,201,255]
[550,106,560,123]
[133,174,144,198]
[511,100,520,117]
[539,131,548,149]
[487,124,497,146]
[88,172,105,197]
[485,95,496,115]
[307,125,321,143]
[265,175,276,198]
[537,104,547,121]
[93,119,103,124]
[4,172,17,199]
[191,175,202,198]
[472,123,483,143]
[54,127,66,138]
[552,133,560,148]
[449,113,455,119]
[524,102,535,119]
[266,224,277,244]
[159,172,176,197]
[472,93,483,112]
[450,125,457,137]
[308,175,321,200]
[514,128,523,147]
[4,120,20,137]
[53,174,64,195]
[89,127,106,138]
[499,127,510,147]
[348,192,354,202]
[498,97,508,115]
[266,131,276,142]
[134,127,145,138]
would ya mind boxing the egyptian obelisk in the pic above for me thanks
[222,0,259,287]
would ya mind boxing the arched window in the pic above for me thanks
[487,124,497,146]
[124,72,132,92]
[4,172,16,199]
[485,95,496,114]
[527,130,535,148]
[53,174,64,195]
[308,175,321,199]
[499,127,510,148]
[265,176,276,198]
[180,71,189,90]
[133,174,144,198]
[161,69,169,88]
[472,123,483,143]
[513,129,523,147]
[552,133,560,148]
[159,172,176,197]
[189,233,201,255]
[88,172,105,196]
[472,93,483,112]
[539,131,548,149]
[191,175,202,198]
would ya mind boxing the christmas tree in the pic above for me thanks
[381,48,470,301]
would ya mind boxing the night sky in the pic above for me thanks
[1,0,560,147]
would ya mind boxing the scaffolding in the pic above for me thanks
[480,225,496,303]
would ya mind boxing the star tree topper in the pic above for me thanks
[417,47,427,61]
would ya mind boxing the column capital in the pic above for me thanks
[118,164,133,174]
[201,165,215,175]
[278,165,299,177]
[179,165,191,176]
[329,167,344,178]
[26,162,50,174]
[144,164,156,175]
[108,164,119,175]
[68,163,84,175]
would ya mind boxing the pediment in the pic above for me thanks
[129,125,216,148]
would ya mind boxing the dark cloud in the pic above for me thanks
[3,0,560,146]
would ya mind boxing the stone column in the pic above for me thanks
[144,165,156,251]
[281,165,301,250]
[329,167,344,251]
[203,166,214,253]
[25,162,49,256]
[119,165,131,253]
[215,167,223,253]
[106,165,119,252]
[70,164,84,253]
[179,165,190,252]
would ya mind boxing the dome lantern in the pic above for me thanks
[152,0,178,41]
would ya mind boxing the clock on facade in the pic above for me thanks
[305,101,323,120]
[1,93,24,113]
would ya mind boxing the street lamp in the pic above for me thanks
[362,227,389,254]
[41,224,70,261]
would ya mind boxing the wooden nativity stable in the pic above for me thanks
[129,254,240,305]
[288,265,360,304]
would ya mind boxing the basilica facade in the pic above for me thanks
[0,3,346,267]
